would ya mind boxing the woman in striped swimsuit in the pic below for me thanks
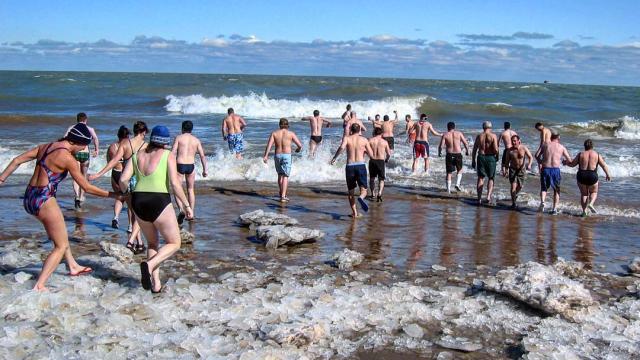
[0,123,124,291]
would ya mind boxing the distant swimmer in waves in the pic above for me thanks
[499,121,517,176]
[342,104,353,124]
[535,128,571,215]
[411,113,442,174]
[368,127,391,202]
[369,114,381,135]
[438,121,469,193]
[171,120,208,222]
[565,139,612,217]
[222,107,247,160]
[0,123,125,291]
[119,125,191,293]
[504,134,533,208]
[331,123,374,218]
[301,109,332,158]
[106,125,132,230]
[263,118,303,202]
[472,121,499,205]
[65,112,99,209]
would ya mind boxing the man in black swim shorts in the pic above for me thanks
[301,109,332,158]
[171,120,207,221]
[368,127,391,202]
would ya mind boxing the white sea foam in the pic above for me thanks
[565,116,640,140]
[165,92,429,119]
[485,102,512,108]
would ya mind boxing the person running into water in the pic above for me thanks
[368,127,391,202]
[369,115,382,135]
[403,114,416,145]
[504,135,533,208]
[499,121,517,175]
[106,125,133,229]
[565,139,612,216]
[343,111,366,137]
[471,121,499,205]
[222,107,247,159]
[65,112,99,209]
[171,120,208,222]
[411,114,442,174]
[301,110,332,157]
[371,111,398,156]
[535,129,571,214]
[90,121,148,253]
[0,123,124,291]
[119,125,191,293]
[534,122,552,172]
[342,104,353,123]
[438,122,469,193]
[331,123,373,217]
[263,118,303,202]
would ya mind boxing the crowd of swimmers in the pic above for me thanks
[0,106,612,291]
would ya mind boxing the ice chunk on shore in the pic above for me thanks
[239,210,299,227]
[330,249,364,270]
[628,257,640,274]
[99,241,134,263]
[180,229,195,244]
[436,336,482,352]
[483,261,595,319]
[256,225,324,249]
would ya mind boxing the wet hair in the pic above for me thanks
[313,110,320,117]
[346,104,351,110]
[383,115,389,121]
[447,122,455,131]
[482,121,492,129]
[511,134,520,142]
[535,122,543,129]
[405,114,411,120]
[133,121,148,135]
[420,113,427,120]
[350,123,360,134]
[504,121,511,130]
[375,114,380,120]
[117,125,130,140]
[227,108,234,115]
[279,118,289,129]
[374,127,383,136]
[584,139,593,150]
[77,112,87,122]
[182,120,193,133]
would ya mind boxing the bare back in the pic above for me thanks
[540,141,568,168]
[308,116,325,136]
[500,129,517,149]
[368,136,390,160]
[539,128,551,147]
[272,129,301,154]
[476,131,498,155]
[578,150,599,171]
[414,121,433,142]
[381,121,396,137]
[444,130,466,154]
[223,114,245,134]
[345,135,371,164]
[174,133,201,164]
[107,142,123,171]
[122,135,146,161]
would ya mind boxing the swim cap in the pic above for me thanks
[66,123,92,146]
[150,125,170,145]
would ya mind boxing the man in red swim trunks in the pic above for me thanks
[411,114,441,174]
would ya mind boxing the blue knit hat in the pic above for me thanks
[150,125,170,145]
[66,123,93,146]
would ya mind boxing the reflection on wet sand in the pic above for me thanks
[473,207,493,266]
[501,210,521,266]
[406,199,427,270]
[575,222,595,270]
[439,206,459,267]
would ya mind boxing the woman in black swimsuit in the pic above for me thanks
[565,139,612,216]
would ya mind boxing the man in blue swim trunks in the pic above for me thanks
[263,118,303,202]
[535,129,572,214]
[331,123,374,218]
[222,107,247,159]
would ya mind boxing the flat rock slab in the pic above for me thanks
[482,261,595,319]
[99,241,134,263]
[239,210,299,227]
[256,225,324,249]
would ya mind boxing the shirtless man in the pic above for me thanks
[438,122,469,193]
[66,112,99,209]
[404,114,416,145]
[411,114,442,174]
[342,104,353,122]
[373,111,399,153]
[331,123,373,217]
[369,115,382,135]
[535,129,571,214]
[343,111,366,137]
[171,120,208,220]
[499,122,517,175]
[222,107,247,159]
[534,122,552,172]
[368,127,391,202]
[504,134,533,208]
[263,118,303,202]
[301,110,331,157]
[471,121,499,204]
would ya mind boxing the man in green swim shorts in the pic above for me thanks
[65,112,99,209]
[472,121,499,205]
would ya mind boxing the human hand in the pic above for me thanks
[92,150,98,157]
[88,173,99,181]
[465,151,469,156]
[263,156,268,164]
[184,206,194,220]
[606,175,611,181]
[295,147,301,153]
[223,136,227,141]
[330,159,336,165]
[202,171,207,178]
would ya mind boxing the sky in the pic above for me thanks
[1,0,639,85]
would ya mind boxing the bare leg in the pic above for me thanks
[186,171,196,217]
[378,180,385,196]
[577,182,588,214]
[111,178,123,221]
[348,189,357,217]
[553,189,560,211]
[369,177,376,198]
[425,157,430,173]
[281,176,289,199]
[540,191,548,210]
[412,158,419,173]
[79,162,89,202]
[487,178,494,202]
[510,181,518,207]
[476,177,484,204]
[446,173,452,193]
[309,140,317,158]
[139,205,182,290]
[277,175,283,198]
[588,183,599,212]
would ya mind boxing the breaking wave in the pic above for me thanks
[562,116,640,140]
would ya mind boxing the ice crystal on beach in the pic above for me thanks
[238,210,299,227]
[256,225,324,249]
[330,249,364,270]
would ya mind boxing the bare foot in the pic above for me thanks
[33,285,49,292]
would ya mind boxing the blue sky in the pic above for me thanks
[1,0,639,85]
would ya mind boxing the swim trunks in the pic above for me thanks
[227,133,244,154]
[508,166,526,186]
[476,154,497,179]
[345,162,368,190]
[310,135,322,144]
[413,141,429,158]
[540,167,561,192]
[75,151,90,163]
[368,159,386,180]
[274,153,292,177]
[445,153,463,173]
[383,136,395,150]
[111,169,122,185]
[177,163,195,175]
[577,169,598,186]
[408,132,416,143]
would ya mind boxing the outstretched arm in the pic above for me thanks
[262,134,275,163]
[330,137,348,164]
[322,117,332,127]
[562,147,572,165]
[429,124,442,137]
[197,140,207,177]
[67,155,118,199]
[221,119,228,140]
[438,135,445,157]
[566,153,580,167]
[89,144,125,180]
[0,146,39,184]
[292,133,303,153]
[90,127,100,157]
[239,116,247,131]
[364,141,374,159]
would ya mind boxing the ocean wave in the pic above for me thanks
[562,116,640,140]
[164,92,429,119]
[418,98,519,118]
